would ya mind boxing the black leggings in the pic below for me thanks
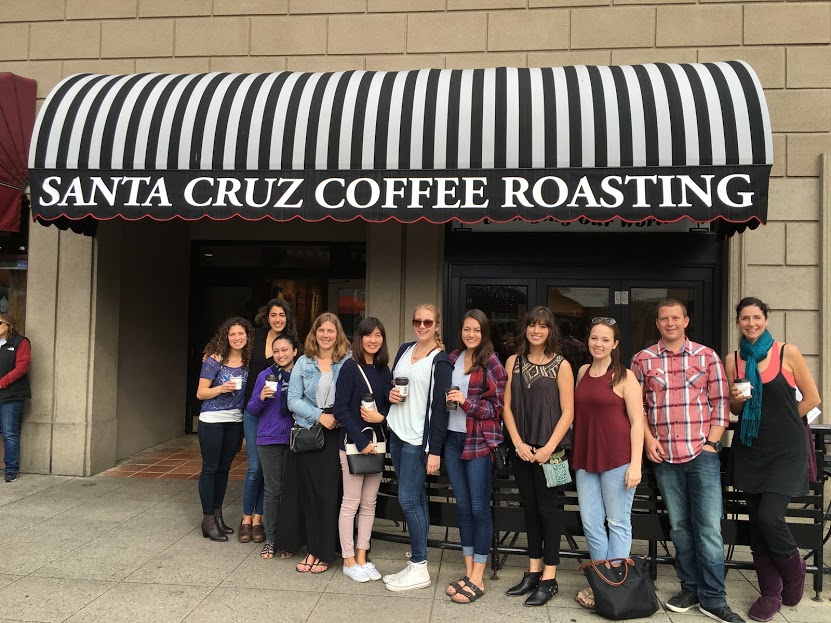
[745,492,798,558]
[197,420,243,515]
[512,456,562,566]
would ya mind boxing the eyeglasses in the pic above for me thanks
[591,317,617,326]
[412,318,435,329]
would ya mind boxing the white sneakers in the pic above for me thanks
[383,560,431,592]
[343,563,370,583]
[342,562,383,583]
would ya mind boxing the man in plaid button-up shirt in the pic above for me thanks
[631,299,744,623]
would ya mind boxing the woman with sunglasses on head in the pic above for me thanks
[724,297,820,622]
[383,304,452,592]
[286,312,350,575]
[246,333,298,559]
[333,317,392,583]
[444,309,507,604]
[196,317,254,542]
[239,299,299,544]
[502,306,574,607]
[0,313,31,483]
[571,317,644,610]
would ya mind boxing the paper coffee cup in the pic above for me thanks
[394,378,409,402]
[735,378,752,398]
[265,375,279,392]
[231,377,243,390]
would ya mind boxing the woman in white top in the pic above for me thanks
[383,304,452,592]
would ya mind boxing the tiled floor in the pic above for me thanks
[99,435,247,480]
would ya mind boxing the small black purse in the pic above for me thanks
[579,557,659,620]
[345,427,386,475]
[289,424,325,453]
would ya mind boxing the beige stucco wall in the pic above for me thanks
[4,1,829,473]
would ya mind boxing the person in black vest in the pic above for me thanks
[0,313,31,483]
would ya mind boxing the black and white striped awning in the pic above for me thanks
[29,61,772,227]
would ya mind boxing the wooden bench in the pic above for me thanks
[373,423,830,600]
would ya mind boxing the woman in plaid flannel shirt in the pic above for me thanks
[444,309,508,604]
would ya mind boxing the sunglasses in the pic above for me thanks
[591,317,617,326]
[412,318,435,329]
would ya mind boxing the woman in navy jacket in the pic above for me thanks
[382,303,452,593]
[333,317,392,583]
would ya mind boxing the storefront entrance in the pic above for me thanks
[185,240,366,433]
[445,230,722,365]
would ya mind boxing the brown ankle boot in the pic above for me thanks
[213,509,233,534]
[201,514,228,542]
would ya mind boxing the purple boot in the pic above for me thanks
[773,552,806,607]
[749,553,782,622]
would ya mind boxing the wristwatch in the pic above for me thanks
[704,440,723,452]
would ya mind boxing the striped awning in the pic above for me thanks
[29,61,772,227]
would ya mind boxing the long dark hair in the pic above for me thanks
[203,316,254,366]
[352,317,390,369]
[458,309,494,373]
[589,319,627,389]
[515,306,560,358]
[265,298,298,343]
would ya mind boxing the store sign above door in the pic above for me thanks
[29,62,772,228]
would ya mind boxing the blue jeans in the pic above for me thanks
[443,431,493,563]
[242,411,264,516]
[0,400,23,473]
[389,431,429,563]
[576,464,635,561]
[654,451,727,609]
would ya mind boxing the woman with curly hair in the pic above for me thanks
[285,312,351,574]
[196,316,254,542]
[239,298,298,544]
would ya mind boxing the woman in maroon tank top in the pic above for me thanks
[572,317,645,609]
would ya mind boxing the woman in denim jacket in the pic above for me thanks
[285,312,350,574]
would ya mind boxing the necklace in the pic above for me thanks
[589,364,609,377]
[412,344,435,362]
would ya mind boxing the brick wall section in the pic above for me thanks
[0,0,828,374]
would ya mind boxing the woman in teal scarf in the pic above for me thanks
[724,297,820,622]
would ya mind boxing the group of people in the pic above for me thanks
[194,296,819,621]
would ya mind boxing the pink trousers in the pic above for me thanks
[338,450,382,559]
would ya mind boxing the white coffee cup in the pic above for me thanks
[734,378,752,398]
[231,377,243,390]
[265,380,278,392]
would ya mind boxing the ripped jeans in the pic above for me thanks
[575,463,635,561]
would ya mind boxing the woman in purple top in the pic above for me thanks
[247,334,298,559]
[196,317,254,542]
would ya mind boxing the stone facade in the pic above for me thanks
[0,1,828,474]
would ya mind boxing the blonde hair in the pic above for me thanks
[413,303,444,351]
[304,312,350,362]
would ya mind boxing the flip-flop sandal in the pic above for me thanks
[446,576,470,596]
[310,559,329,574]
[451,583,485,604]
[576,587,595,609]
[295,554,315,573]
[280,551,294,559]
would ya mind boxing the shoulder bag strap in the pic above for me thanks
[355,362,373,393]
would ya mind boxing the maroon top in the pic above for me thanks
[572,370,631,473]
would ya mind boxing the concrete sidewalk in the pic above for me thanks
[0,473,826,623]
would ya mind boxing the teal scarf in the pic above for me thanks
[738,329,774,446]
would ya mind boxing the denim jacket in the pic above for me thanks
[287,354,347,428]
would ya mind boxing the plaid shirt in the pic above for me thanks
[631,338,729,464]
[448,349,507,460]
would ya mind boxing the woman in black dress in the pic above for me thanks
[724,297,820,622]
